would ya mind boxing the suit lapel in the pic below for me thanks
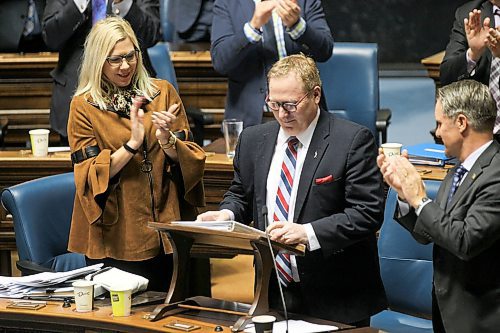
[255,122,280,227]
[293,111,330,222]
[447,142,499,210]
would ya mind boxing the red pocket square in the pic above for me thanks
[315,175,334,185]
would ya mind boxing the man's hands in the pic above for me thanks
[465,10,490,62]
[377,149,427,208]
[250,0,301,30]
[196,210,232,221]
[266,221,308,245]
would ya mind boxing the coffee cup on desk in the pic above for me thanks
[109,282,134,317]
[72,280,95,312]
[29,129,50,157]
[381,142,403,157]
[252,315,276,333]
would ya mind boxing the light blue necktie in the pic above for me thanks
[92,0,107,25]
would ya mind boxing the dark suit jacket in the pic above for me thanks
[42,0,160,137]
[397,141,500,333]
[440,0,494,86]
[0,0,45,51]
[220,110,387,323]
[210,0,333,127]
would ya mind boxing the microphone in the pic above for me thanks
[262,206,289,333]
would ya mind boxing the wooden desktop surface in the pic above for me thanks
[0,298,381,333]
[0,148,448,276]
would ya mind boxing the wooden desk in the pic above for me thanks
[421,51,444,87]
[0,298,380,333]
[0,150,233,276]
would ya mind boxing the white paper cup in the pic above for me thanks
[29,129,50,157]
[381,142,403,157]
[109,282,134,317]
[252,315,276,333]
[72,280,94,312]
[222,119,243,159]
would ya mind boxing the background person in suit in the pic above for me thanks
[198,54,387,326]
[42,0,160,144]
[168,0,214,42]
[440,0,500,141]
[210,0,333,128]
[378,79,500,333]
[0,0,46,52]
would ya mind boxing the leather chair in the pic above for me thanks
[1,173,86,275]
[317,42,391,145]
[370,180,441,333]
[160,0,175,42]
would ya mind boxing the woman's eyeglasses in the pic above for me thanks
[106,49,139,67]
[265,91,311,112]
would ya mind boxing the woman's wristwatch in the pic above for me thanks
[158,131,177,150]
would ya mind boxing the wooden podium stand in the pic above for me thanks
[147,222,305,331]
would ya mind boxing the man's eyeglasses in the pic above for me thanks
[106,49,139,67]
[266,91,311,112]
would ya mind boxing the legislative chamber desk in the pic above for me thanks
[0,298,382,333]
[0,150,233,276]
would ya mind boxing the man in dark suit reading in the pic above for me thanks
[198,54,387,326]
[378,79,500,333]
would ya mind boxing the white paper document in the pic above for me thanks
[244,320,338,333]
[0,264,103,299]
[171,221,266,237]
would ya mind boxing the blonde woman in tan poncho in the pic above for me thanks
[67,17,205,291]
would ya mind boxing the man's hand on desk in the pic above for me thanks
[267,221,307,245]
[196,210,231,221]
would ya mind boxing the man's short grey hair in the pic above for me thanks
[437,80,496,132]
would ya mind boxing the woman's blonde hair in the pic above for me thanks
[75,16,156,109]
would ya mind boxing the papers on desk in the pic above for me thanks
[0,264,102,299]
[244,320,338,332]
[171,221,266,237]
[48,146,70,153]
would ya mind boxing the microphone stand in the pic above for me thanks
[262,206,289,333]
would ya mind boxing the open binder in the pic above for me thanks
[148,221,305,331]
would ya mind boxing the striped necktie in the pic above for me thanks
[491,9,500,134]
[447,165,467,204]
[92,0,107,25]
[274,136,299,286]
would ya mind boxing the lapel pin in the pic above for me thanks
[314,151,318,159]
[471,173,476,180]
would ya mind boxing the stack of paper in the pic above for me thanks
[0,264,102,299]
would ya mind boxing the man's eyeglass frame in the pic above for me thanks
[265,91,311,113]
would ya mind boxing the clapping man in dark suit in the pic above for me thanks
[378,79,500,333]
[440,0,500,142]
[198,54,387,326]
[42,0,160,144]
[211,0,333,128]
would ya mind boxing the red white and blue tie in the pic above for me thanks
[274,136,299,286]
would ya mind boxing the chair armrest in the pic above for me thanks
[16,260,55,276]
[376,108,391,130]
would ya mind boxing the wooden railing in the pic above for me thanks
[0,47,228,146]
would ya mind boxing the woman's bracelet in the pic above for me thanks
[123,143,139,155]
[158,131,177,150]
